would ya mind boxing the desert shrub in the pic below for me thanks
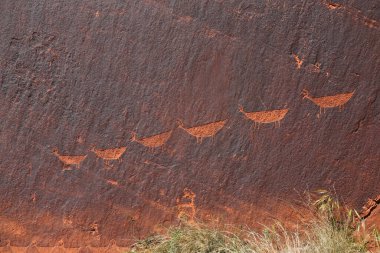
[128,191,372,253]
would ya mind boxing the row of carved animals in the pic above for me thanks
[53,89,354,166]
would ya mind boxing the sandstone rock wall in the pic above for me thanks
[0,0,379,249]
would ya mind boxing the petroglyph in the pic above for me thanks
[131,131,172,148]
[31,192,37,203]
[292,54,303,69]
[326,2,342,10]
[76,136,84,144]
[176,188,196,221]
[91,147,126,160]
[362,17,379,29]
[52,148,87,168]
[106,179,119,186]
[178,120,226,143]
[360,194,380,219]
[322,1,379,28]
[200,26,238,41]
[302,89,354,113]
[239,105,289,128]
[305,63,322,73]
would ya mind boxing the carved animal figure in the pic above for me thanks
[52,148,87,168]
[131,130,172,148]
[178,120,226,143]
[91,147,126,160]
[239,105,289,128]
[302,89,354,113]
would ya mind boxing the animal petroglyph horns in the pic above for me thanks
[130,131,138,142]
[238,104,245,113]
[176,119,185,129]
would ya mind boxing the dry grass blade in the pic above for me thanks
[129,192,374,253]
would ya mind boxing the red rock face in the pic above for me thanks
[0,0,379,249]
[361,195,380,227]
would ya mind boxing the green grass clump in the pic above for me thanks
[131,223,251,253]
[128,191,374,253]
